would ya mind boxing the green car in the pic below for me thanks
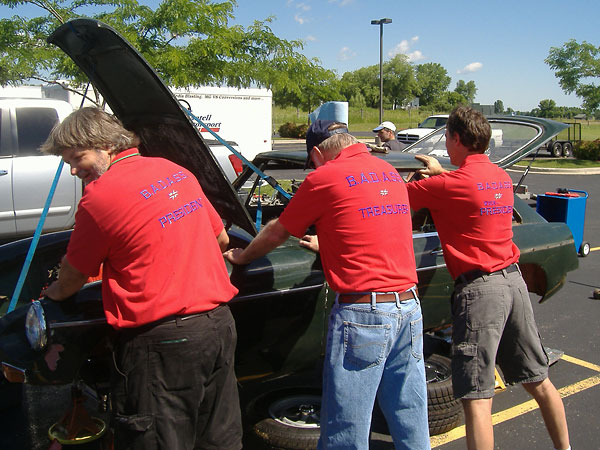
[0,19,578,448]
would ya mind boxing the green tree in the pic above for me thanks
[454,80,477,104]
[0,0,329,102]
[383,54,415,109]
[415,63,451,106]
[340,65,380,108]
[538,99,557,118]
[349,92,367,108]
[545,39,600,112]
[272,63,341,113]
[494,99,504,114]
[431,91,467,112]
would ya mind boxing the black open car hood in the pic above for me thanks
[48,19,256,235]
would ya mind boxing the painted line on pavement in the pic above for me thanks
[430,354,600,448]
[590,247,600,252]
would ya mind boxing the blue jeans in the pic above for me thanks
[318,291,430,450]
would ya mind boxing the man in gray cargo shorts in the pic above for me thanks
[452,267,549,399]
[406,106,570,450]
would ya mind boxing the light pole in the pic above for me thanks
[371,18,392,126]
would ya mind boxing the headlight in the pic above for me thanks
[25,300,48,351]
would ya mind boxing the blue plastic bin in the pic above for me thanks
[536,189,589,256]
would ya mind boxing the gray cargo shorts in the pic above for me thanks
[451,266,549,399]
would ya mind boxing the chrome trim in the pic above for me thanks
[416,263,447,272]
[48,285,326,326]
[49,318,108,329]
[230,283,325,303]
[413,231,439,239]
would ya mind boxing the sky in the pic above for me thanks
[229,0,598,112]
[2,0,598,112]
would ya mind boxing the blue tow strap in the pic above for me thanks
[183,109,291,201]
[255,184,263,230]
[8,160,65,313]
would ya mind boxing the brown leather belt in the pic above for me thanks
[339,289,417,304]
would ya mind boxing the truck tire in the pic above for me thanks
[425,354,463,435]
[562,142,573,157]
[551,142,563,157]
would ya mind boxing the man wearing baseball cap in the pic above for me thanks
[368,120,406,153]
[224,120,429,449]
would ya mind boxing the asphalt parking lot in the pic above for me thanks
[1,151,599,449]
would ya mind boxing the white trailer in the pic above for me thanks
[171,86,273,163]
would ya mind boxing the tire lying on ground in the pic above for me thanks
[246,387,321,450]
[246,354,462,448]
[425,353,463,436]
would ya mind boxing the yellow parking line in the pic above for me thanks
[431,354,600,448]
[590,246,600,252]
[561,354,600,372]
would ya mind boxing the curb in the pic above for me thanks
[508,165,600,175]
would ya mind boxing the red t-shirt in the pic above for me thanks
[406,153,519,279]
[66,148,238,329]
[279,143,417,293]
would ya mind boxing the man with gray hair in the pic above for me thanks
[224,119,429,449]
[42,107,242,449]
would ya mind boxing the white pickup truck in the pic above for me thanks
[0,98,243,242]
[397,114,503,150]
[396,115,449,145]
[0,98,80,242]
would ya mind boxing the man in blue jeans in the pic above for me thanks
[224,120,429,449]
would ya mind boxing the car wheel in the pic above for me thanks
[580,242,590,257]
[562,142,573,157]
[551,142,563,157]
[425,354,463,436]
[246,387,321,449]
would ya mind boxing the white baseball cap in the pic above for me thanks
[373,121,396,132]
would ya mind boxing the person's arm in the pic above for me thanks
[223,218,291,265]
[414,154,448,177]
[216,228,229,252]
[42,257,89,301]
[299,234,319,253]
[366,143,389,154]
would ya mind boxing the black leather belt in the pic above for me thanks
[339,289,418,304]
[454,263,519,287]
[119,309,216,338]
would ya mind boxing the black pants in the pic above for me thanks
[111,304,242,450]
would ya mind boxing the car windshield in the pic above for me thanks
[404,120,542,164]
[419,117,447,128]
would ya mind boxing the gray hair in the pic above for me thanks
[40,107,140,156]
[318,133,358,153]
